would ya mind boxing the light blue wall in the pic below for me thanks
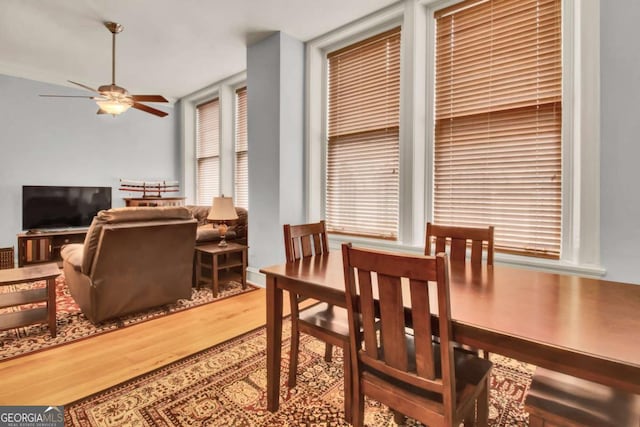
[0,74,179,256]
[247,32,305,271]
[279,33,305,229]
[600,1,640,284]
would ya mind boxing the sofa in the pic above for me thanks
[61,206,197,324]
[186,205,248,246]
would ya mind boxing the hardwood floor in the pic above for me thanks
[0,286,284,406]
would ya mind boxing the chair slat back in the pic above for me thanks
[426,222,494,267]
[283,221,329,263]
[342,244,456,407]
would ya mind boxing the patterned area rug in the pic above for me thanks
[65,321,535,426]
[0,274,257,361]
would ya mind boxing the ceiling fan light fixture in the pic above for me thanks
[96,98,133,115]
[40,22,168,117]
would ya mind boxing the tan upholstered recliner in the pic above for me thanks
[61,206,197,324]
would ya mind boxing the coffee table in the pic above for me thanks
[195,242,247,297]
[0,263,60,337]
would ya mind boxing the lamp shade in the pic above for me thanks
[207,196,238,221]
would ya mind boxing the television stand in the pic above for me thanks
[17,229,88,267]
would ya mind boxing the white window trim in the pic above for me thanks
[305,2,407,234]
[305,0,602,277]
[422,0,602,276]
[179,71,247,205]
[233,86,249,209]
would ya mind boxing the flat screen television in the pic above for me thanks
[22,185,112,231]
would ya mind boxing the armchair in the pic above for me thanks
[61,206,197,324]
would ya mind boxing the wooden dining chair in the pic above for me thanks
[426,222,494,359]
[283,221,352,421]
[341,243,493,427]
[525,368,640,427]
[425,222,494,267]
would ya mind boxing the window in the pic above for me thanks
[183,72,246,209]
[326,27,402,240]
[307,1,598,272]
[196,98,220,205]
[433,0,562,258]
[235,87,248,209]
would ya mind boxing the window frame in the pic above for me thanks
[305,0,602,275]
[234,86,248,209]
[430,0,564,259]
[305,3,406,244]
[325,26,403,240]
[424,0,601,274]
[180,71,247,206]
[195,97,221,205]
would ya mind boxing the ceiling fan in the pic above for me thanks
[40,22,168,117]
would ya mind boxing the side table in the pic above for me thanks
[0,263,60,337]
[195,243,247,297]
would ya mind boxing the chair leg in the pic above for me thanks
[342,344,352,423]
[528,415,545,427]
[352,384,365,427]
[476,377,490,427]
[463,405,475,427]
[325,343,334,362]
[392,410,405,425]
[288,292,301,389]
[288,321,300,388]
[463,411,475,427]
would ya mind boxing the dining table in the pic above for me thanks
[260,251,640,413]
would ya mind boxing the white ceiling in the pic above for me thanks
[0,0,398,101]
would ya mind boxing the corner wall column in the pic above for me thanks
[247,32,305,272]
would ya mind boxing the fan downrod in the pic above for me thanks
[104,22,123,85]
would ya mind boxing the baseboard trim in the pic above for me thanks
[247,267,265,287]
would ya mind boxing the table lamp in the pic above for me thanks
[207,195,238,247]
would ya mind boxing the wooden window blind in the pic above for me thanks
[326,27,401,240]
[434,0,562,258]
[235,87,248,209]
[196,98,220,205]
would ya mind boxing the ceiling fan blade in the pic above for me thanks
[97,109,108,115]
[68,80,100,94]
[39,95,96,98]
[132,102,168,117]
[131,95,168,103]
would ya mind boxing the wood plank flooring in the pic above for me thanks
[0,286,283,406]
